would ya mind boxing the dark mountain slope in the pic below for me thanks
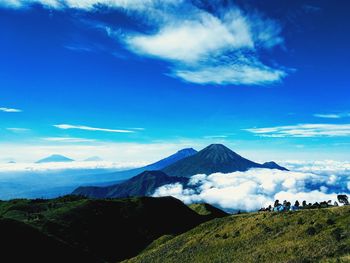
[162,144,263,177]
[0,218,96,263]
[0,196,212,262]
[73,171,188,198]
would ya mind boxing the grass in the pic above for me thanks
[125,206,350,263]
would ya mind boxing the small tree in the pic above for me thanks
[274,200,280,207]
[337,195,349,205]
[302,200,307,207]
[294,200,300,207]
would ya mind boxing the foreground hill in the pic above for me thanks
[162,144,288,178]
[0,196,219,262]
[0,218,95,263]
[125,206,350,263]
[73,171,188,198]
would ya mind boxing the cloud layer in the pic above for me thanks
[245,123,350,137]
[1,0,287,85]
[153,166,350,212]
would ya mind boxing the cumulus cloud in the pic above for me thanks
[54,124,136,133]
[153,167,350,212]
[245,123,350,137]
[1,0,287,86]
[0,107,22,113]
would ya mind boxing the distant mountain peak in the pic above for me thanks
[162,144,261,177]
[176,148,197,155]
[36,154,74,163]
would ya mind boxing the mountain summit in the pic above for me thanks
[162,144,285,177]
[35,154,74,163]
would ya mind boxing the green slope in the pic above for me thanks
[125,206,350,263]
[188,203,228,219]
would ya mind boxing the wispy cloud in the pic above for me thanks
[122,3,286,85]
[54,124,136,133]
[6,128,29,133]
[43,137,96,143]
[0,107,22,113]
[314,112,350,119]
[203,135,228,139]
[245,123,350,137]
[0,0,288,86]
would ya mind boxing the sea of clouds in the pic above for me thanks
[153,161,350,212]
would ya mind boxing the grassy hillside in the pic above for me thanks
[188,203,228,219]
[0,195,214,262]
[125,206,350,263]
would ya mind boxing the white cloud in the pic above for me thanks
[54,124,136,133]
[245,123,350,137]
[0,160,141,173]
[314,113,350,119]
[314,114,341,119]
[0,0,179,10]
[123,6,286,85]
[6,128,29,132]
[153,167,349,212]
[43,137,96,143]
[0,107,22,113]
[0,0,287,86]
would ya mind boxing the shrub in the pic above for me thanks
[306,227,317,236]
[297,217,304,225]
[326,218,335,225]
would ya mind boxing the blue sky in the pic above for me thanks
[1,0,350,162]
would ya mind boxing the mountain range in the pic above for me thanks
[73,144,288,199]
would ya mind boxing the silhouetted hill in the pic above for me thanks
[94,148,197,181]
[73,171,188,198]
[162,144,264,177]
[35,154,74,163]
[0,196,213,262]
[0,218,96,263]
